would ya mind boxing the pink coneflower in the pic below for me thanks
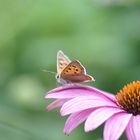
[45,81,140,140]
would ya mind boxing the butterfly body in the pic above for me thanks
[56,50,94,84]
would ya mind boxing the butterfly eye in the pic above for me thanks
[56,75,60,79]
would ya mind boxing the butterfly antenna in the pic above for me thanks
[42,69,56,75]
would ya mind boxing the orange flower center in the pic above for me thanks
[116,81,140,115]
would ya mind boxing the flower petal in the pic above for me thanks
[64,109,93,135]
[47,99,68,111]
[61,96,117,116]
[126,115,140,140]
[45,84,115,101]
[104,112,132,140]
[85,107,124,132]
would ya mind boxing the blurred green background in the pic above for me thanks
[0,0,140,140]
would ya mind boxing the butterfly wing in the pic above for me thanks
[61,60,94,83]
[57,50,71,75]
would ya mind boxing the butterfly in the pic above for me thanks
[56,50,95,84]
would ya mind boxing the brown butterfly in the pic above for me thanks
[56,50,95,84]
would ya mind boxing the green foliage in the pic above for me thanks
[0,0,140,139]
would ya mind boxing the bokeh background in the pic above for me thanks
[0,0,140,140]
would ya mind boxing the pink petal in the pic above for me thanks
[45,84,115,101]
[104,112,132,140]
[61,96,118,116]
[47,99,68,111]
[64,109,93,135]
[126,115,140,140]
[85,107,124,132]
